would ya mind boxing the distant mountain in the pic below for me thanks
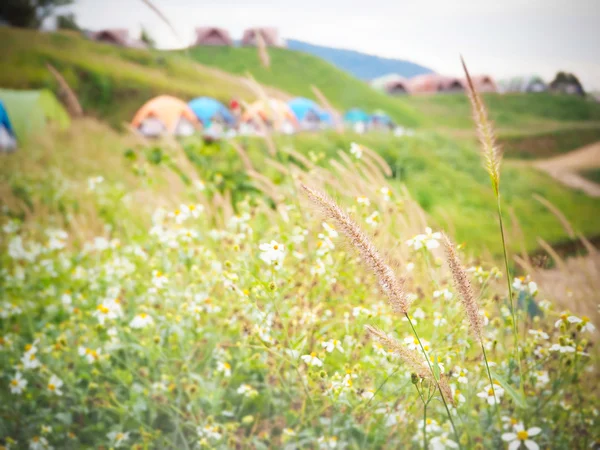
[286,39,434,80]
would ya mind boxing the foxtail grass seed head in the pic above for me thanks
[443,233,483,340]
[461,57,502,196]
[365,325,429,378]
[301,184,409,314]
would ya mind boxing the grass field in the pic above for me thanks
[0,28,291,127]
[1,119,598,449]
[186,46,421,126]
[2,29,600,448]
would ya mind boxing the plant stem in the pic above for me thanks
[481,341,501,426]
[495,195,524,396]
[423,395,428,450]
[406,314,461,449]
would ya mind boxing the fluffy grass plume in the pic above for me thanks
[300,184,409,314]
[442,232,483,340]
[46,63,83,117]
[461,57,501,195]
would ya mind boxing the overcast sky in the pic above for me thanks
[67,0,600,90]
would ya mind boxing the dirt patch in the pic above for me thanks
[533,141,600,197]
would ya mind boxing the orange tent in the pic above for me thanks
[131,95,200,137]
[242,99,298,130]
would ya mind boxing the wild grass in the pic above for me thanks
[1,106,598,449]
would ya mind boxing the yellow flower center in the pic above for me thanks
[487,388,494,396]
[459,371,465,377]
[97,305,109,314]
[517,430,529,440]
[33,437,40,443]
[48,383,56,391]
[11,379,18,386]
[189,204,195,210]
[116,433,124,440]
[413,339,419,345]
[426,419,432,425]
[560,313,567,321]
[29,354,36,361]
[582,316,589,323]
[511,418,518,425]
[310,352,316,358]
[25,344,33,351]
[273,244,279,250]
[139,313,148,318]
[224,362,231,369]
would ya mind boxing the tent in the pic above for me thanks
[188,97,235,128]
[131,95,200,137]
[242,99,298,133]
[344,108,370,124]
[288,97,330,130]
[370,110,395,130]
[0,89,70,144]
[0,100,17,151]
[344,108,370,134]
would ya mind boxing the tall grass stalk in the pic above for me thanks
[461,57,524,396]
[405,314,461,448]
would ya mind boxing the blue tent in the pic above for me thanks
[370,110,394,126]
[288,97,324,122]
[188,97,235,127]
[344,108,370,124]
[0,101,15,136]
[318,110,333,125]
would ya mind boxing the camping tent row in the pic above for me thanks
[343,108,401,134]
[130,96,337,138]
[0,89,71,152]
[370,74,498,96]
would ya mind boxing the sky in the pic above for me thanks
[66,0,600,90]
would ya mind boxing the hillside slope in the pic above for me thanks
[185,46,422,126]
[0,28,291,126]
[286,39,433,80]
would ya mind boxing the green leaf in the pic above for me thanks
[490,369,527,409]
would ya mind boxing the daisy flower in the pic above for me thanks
[477,383,504,405]
[501,423,542,450]
[301,352,323,367]
[47,374,64,396]
[78,346,101,364]
[10,371,27,395]
[129,312,154,329]
[258,240,285,270]
[107,431,130,448]
[322,339,344,354]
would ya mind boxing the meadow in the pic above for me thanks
[1,109,599,449]
[1,27,600,450]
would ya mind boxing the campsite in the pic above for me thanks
[0,1,599,449]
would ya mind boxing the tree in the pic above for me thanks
[140,26,156,49]
[56,12,79,31]
[0,0,74,29]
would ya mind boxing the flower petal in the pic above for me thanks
[524,440,539,450]
[502,433,517,442]
[527,427,541,437]
[509,440,522,450]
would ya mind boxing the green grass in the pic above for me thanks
[0,28,277,127]
[265,132,600,255]
[400,92,600,131]
[498,126,600,159]
[185,46,422,127]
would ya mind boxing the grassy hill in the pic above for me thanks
[401,93,600,157]
[185,46,422,126]
[0,28,291,127]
